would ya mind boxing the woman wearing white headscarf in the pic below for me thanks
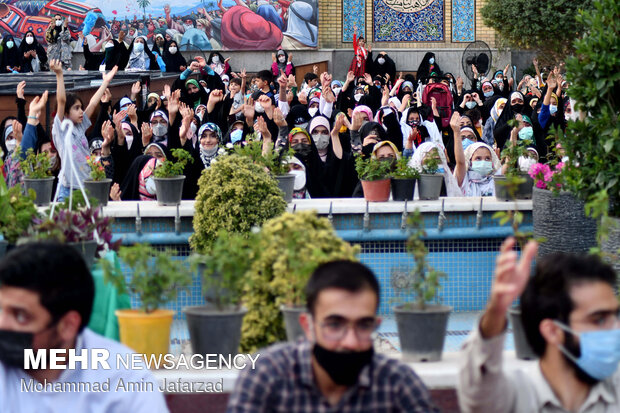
[453,112,502,197]
[408,141,462,197]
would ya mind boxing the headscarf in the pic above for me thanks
[143,143,166,158]
[352,105,373,122]
[138,157,158,201]
[463,142,501,171]
[198,123,222,142]
[408,142,461,197]
[371,141,401,160]
[308,116,330,135]
[490,98,507,123]
[198,123,222,168]
[150,110,169,123]
[128,37,149,70]
[288,127,311,144]
[185,79,203,108]
[510,92,524,102]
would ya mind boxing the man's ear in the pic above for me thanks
[539,318,564,347]
[299,312,313,341]
[56,310,82,346]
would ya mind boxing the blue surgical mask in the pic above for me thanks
[462,138,475,150]
[230,129,243,144]
[6,41,14,49]
[429,57,435,65]
[465,101,477,110]
[518,126,534,141]
[484,91,494,98]
[554,321,620,381]
[549,104,558,115]
[134,42,144,52]
[471,160,493,176]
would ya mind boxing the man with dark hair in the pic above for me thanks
[458,237,620,412]
[0,243,169,412]
[227,260,438,412]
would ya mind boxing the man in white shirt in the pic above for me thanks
[0,243,169,413]
[458,237,620,412]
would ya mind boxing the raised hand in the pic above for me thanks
[50,59,63,74]
[112,109,128,127]
[208,89,224,104]
[449,111,461,132]
[278,74,288,89]
[16,81,26,100]
[254,115,270,139]
[141,123,153,146]
[288,52,293,62]
[28,90,49,119]
[363,72,372,85]
[102,66,118,83]
[351,111,364,131]
[109,183,122,201]
[273,107,287,128]
[332,113,345,135]
[272,52,276,62]
[11,120,23,144]
[101,88,112,103]
[101,120,115,147]
[243,96,255,119]
[163,84,171,101]
[167,89,181,114]
[482,237,538,338]
[127,104,138,125]
[346,71,355,83]
[287,74,297,88]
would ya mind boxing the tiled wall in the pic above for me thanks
[322,0,495,48]
[342,0,366,42]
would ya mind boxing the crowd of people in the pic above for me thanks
[0,29,571,202]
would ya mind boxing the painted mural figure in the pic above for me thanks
[45,14,72,69]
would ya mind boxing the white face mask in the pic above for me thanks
[25,36,34,45]
[5,138,16,153]
[169,46,177,54]
[152,124,168,137]
[55,20,62,27]
[133,42,144,52]
[125,133,134,150]
[354,93,363,102]
[278,56,286,63]
[48,154,58,168]
[377,57,385,65]
[290,169,306,191]
[254,102,265,113]
[308,107,318,117]
[212,55,220,64]
[312,132,330,150]
[332,87,341,96]
[190,122,198,135]
[145,177,156,195]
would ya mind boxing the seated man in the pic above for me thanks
[227,260,439,412]
[458,237,620,412]
[0,243,169,412]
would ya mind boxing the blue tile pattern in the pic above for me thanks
[452,0,475,42]
[343,0,366,42]
[373,0,444,42]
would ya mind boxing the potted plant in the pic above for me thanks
[190,154,286,253]
[560,0,619,261]
[393,210,450,362]
[185,230,254,356]
[240,211,359,352]
[0,176,40,247]
[494,127,535,201]
[153,148,194,205]
[19,148,54,206]
[355,154,392,202]
[84,155,112,207]
[529,155,597,257]
[30,197,116,268]
[418,148,444,200]
[103,243,193,359]
[391,157,420,201]
[234,138,296,202]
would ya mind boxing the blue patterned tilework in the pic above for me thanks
[452,0,475,42]
[373,0,444,42]
[343,0,366,42]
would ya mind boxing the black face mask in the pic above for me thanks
[313,343,373,386]
[0,329,36,368]
[292,143,312,158]
[407,119,420,127]
[511,104,524,114]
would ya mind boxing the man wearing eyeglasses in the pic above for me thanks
[227,260,438,412]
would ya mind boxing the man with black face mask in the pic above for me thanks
[0,243,168,412]
[227,260,438,412]
[458,237,620,413]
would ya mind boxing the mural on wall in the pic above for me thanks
[373,0,443,42]
[0,0,319,50]
[342,0,364,42]
[452,0,474,42]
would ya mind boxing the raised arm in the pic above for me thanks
[50,60,65,120]
[451,112,467,187]
[330,113,345,159]
[85,66,118,119]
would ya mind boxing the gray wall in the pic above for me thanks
[72,48,535,84]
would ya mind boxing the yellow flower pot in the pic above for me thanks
[115,309,173,361]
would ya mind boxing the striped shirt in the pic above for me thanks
[227,340,439,413]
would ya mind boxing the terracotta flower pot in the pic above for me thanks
[361,179,391,202]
